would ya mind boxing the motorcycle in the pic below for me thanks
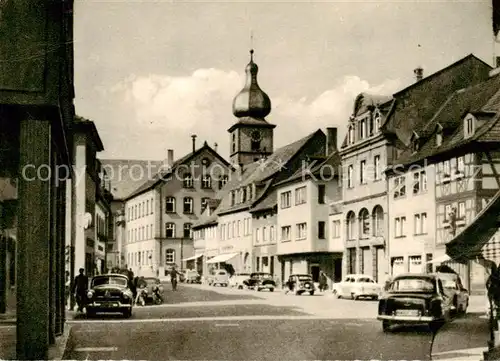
[136,287,147,306]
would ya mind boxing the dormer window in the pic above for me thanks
[247,185,253,200]
[464,114,476,138]
[360,119,367,139]
[374,113,381,132]
[348,125,355,144]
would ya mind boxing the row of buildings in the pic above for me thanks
[106,51,500,294]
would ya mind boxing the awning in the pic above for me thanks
[426,254,451,264]
[446,189,500,263]
[182,254,203,262]
[206,252,239,264]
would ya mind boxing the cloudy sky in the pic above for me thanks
[74,0,494,161]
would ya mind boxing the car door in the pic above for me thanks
[340,277,352,296]
[455,276,468,308]
[437,279,453,316]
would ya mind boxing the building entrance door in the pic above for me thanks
[310,265,320,282]
[334,259,342,282]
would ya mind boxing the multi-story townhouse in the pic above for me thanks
[328,199,344,281]
[100,158,164,269]
[276,133,342,287]
[340,93,393,283]
[251,191,278,278]
[190,199,220,275]
[95,160,113,273]
[71,116,105,278]
[124,142,231,277]
[342,54,492,283]
[393,70,500,294]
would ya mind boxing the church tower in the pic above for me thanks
[228,49,276,166]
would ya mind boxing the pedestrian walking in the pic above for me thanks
[319,271,328,292]
[383,272,392,291]
[71,268,89,312]
[170,266,179,291]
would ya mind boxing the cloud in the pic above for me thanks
[109,70,401,159]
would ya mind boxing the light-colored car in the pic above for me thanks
[436,272,469,315]
[332,274,382,300]
[229,273,251,289]
[208,269,230,287]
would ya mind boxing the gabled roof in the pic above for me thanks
[100,159,164,200]
[124,142,231,201]
[353,93,393,117]
[381,54,492,146]
[388,72,500,170]
[215,129,325,215]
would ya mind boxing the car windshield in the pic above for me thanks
[357,277,374,283]
[296,275,312,281]
[390,277,435,292]
[236,273,250,277]
[92,276,128,287]
[438,274,457,288]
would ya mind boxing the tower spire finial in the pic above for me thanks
[250,30,254,61]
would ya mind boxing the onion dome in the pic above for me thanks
[232,49,271,118]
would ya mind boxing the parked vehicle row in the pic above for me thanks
[331,274,383,300]
[377,272,469,332]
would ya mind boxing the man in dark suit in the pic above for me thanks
[72,268,89,312]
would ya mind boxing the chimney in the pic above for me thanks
[214,142,218,152]
[191,134,197,153]
[414,66,423,82]
[167,149,174,166]
[326,127,338,155]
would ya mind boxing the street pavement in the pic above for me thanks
[59,282,490,360]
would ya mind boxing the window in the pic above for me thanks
[146,200,149,215]
[183,223,192,238]
[183,173,193,188]
[348,125,355,144]
[295,187,307,205]
[219,175,228,189]
[165,197,176,213]
[139,203,142,218]
[237,220,241,237]
[443,161,451,178]
[230,191,236,206]
[414,213,427,235]
[360,119,366,139]
[393,176,406,199]
[374,155,381,180]
[318,221,326,239]
[165,223,176,238]
[360,160,367,184]
[458,201,466,219]
[346,212,356,240]
[201,197,210,213]
[464,115,475,138]
[183,197,194,214]
[263,226,267,242]
[255,227,260,243]
[232,134,236,153]
[347,165,354,188]
[318,184,326,204]
[413,171,426,194]
[296,223,307,240]
[280,191,291,209]
[332,220,341,238]
[445,204,452,221]
[270,226,275,242]
[165,249,175,264]
[201,175,212,189]
[241,188,247,203]
[151,198,154,214]
[457,156,465,175]
[359,209,370,238]
[394,216,406,237]
[281,226,291,241]
[374,114,381,132]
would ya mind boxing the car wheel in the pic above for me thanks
[257,287,261,292]
[270,288,274,292]
[238,285,243,290]
[351,293,357,300]
[123,309,132,318]
[382,321,391,332]
[429,320,444,333]
[309,291,314,296]
[333,289,341,299]
[87,310,95,318]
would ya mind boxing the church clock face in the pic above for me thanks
[251,130,262,142]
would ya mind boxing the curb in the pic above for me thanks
[48,324,72,361]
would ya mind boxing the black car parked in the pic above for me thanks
[243,272,276,292]
[86,274,134,318]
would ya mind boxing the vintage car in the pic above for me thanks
[332,274,383,300]
[229,273,251,289]
[285,274,316,295]
[436,272,469,315]
[377,273,453,332]
[207,269,230,287]
[142,277,164,304]
[86,274,134,318]
[185,270,202,284]
[243,272,276,292]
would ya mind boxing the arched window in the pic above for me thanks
[165,249,175,264]
[202,175,212,189]
[219,175,228,189]
[183,223,192,238]
[372,205,384,237]
[359,208,370,239]
[165,196,176,213]
[346,211,356,240]
[165,222,176,238]
[183,197,194,214]
[201,197,210,213]
[183,173,193,188]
